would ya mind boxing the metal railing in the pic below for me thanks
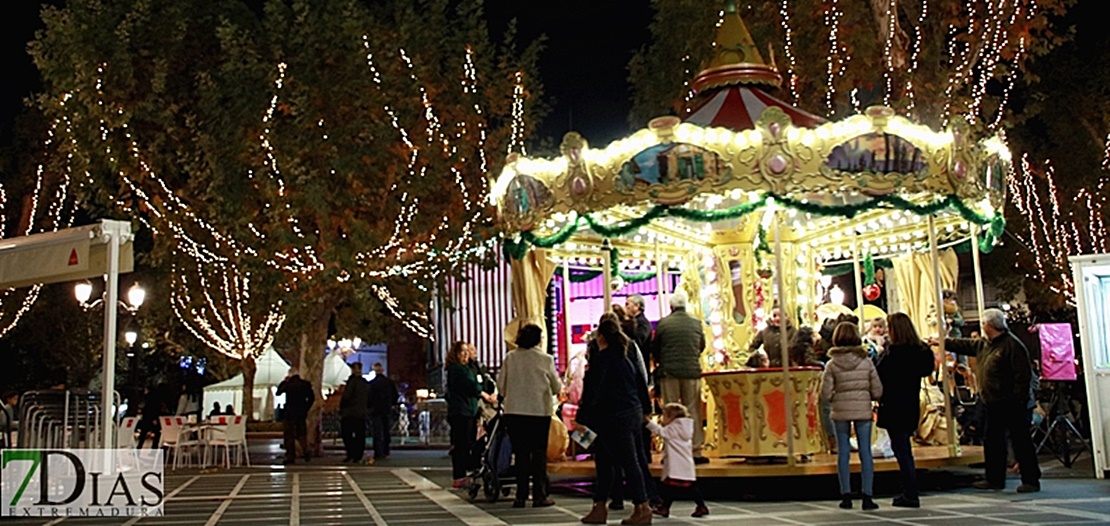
[17,390,120,449]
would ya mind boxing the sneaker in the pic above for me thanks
[839,494,852,509]
[972,481,1003,490]
[862,495,878,511]
[892,495,920,508]
[651,507,670,518]
[691,505,709,518]
[1016,483,1040,493]
[533,498,556,508]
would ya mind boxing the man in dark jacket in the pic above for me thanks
[748,307,796,367]
[944,308,1040,493]
[340,362,371,463]
[368,362,398,461]
[649,293,708,461]
[277,369,316,464]
[625,294,653,366]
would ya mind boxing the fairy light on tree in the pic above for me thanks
[170,248,285,421]
[33,0,542,451]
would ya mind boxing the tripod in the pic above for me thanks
[1032,380,1090,468]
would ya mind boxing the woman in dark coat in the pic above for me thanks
[576,318,653,525]
[446,341,495,487]
[876,312,937,508]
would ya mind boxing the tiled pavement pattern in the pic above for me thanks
[5,451,1110,525]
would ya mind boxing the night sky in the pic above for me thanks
[0,1,653,152]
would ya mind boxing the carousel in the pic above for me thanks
[493,3,1007,476]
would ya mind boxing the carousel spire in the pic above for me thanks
[692,0,783,92]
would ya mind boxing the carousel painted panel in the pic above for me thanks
[703,367,825,457]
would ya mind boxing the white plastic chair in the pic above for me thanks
[160,416,199,469]
[117,417,138,449]
[204,415,250,468]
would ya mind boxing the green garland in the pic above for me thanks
[502,193,1004,260]
[862,253,876,286]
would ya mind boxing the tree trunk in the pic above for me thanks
[299,300,336,456]
[241,354,257,422]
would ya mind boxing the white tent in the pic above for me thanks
[204,347,290,421]
[322,351,352,391]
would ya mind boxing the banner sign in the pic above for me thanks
[2,449,163,518]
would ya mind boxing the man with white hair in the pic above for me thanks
[943,308,1040,493]
[649,293,708,462]
[625,294,653,363]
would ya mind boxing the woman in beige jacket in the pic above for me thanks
[821,322,883,511]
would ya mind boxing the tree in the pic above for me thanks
[170,248,284,421]
[31,0,541,449]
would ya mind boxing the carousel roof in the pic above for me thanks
[685,85,825,131]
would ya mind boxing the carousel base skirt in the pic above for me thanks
[548,445,983,478]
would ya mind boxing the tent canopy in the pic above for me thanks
[205,346,290,392]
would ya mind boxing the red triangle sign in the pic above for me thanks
[69,248,79,266]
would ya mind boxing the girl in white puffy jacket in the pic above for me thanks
[645,403,709,519]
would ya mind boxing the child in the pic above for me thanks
[645,403,708,518]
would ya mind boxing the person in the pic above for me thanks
[822,321,883,511]
[446,342,494,488]
[340,362,371,464]
[876,313,936,508]
[578,318,653,525]
[208,402,223,418]
[368,362,398,461]
[277,368,315,465]
[745,350,769,368]
[175,384,199,418]
[224,404,235,415]
[646,403,708,519]
[942,308,1040,493]
[650,292,708,463]
[592,311,658,512]
[863,317,888,360]
[0,391,18,448]
[625,294,653,363]
[497,324,563,508]
[748,306,796,368]
[788,326,822,367]
[135,385,166,449]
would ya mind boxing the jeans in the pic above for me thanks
[888,429,917,498]
[984,401,1040,487]
[448,414,477,480]
[594,413,648,505]
[609,425,659,504]
[370,413,391,459]
[505,414,551,502]
[834,420,874,495]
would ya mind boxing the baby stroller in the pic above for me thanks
[466,406,516,502]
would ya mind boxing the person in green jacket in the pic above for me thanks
[446,341,495,487]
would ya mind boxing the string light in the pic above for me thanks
[824,0,843,116]
[779,0,799,102]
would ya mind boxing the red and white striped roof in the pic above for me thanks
[685,86,825,131]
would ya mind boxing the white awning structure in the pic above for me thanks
[0,220,134,448]
[204,347,290,421]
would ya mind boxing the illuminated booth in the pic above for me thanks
[493,4,1008,467]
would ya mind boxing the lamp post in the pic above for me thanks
[74,279,145,438]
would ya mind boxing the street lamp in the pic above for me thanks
[75,280,146,313]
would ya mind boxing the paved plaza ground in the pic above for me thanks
[5,440,1109,525]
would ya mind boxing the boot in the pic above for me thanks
[621,502,653,525]
[691,505,709,518]
[839,493,852,509]
[862,494,878,510]
[581,502,607,524]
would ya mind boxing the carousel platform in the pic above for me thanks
[549,445,983,478]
